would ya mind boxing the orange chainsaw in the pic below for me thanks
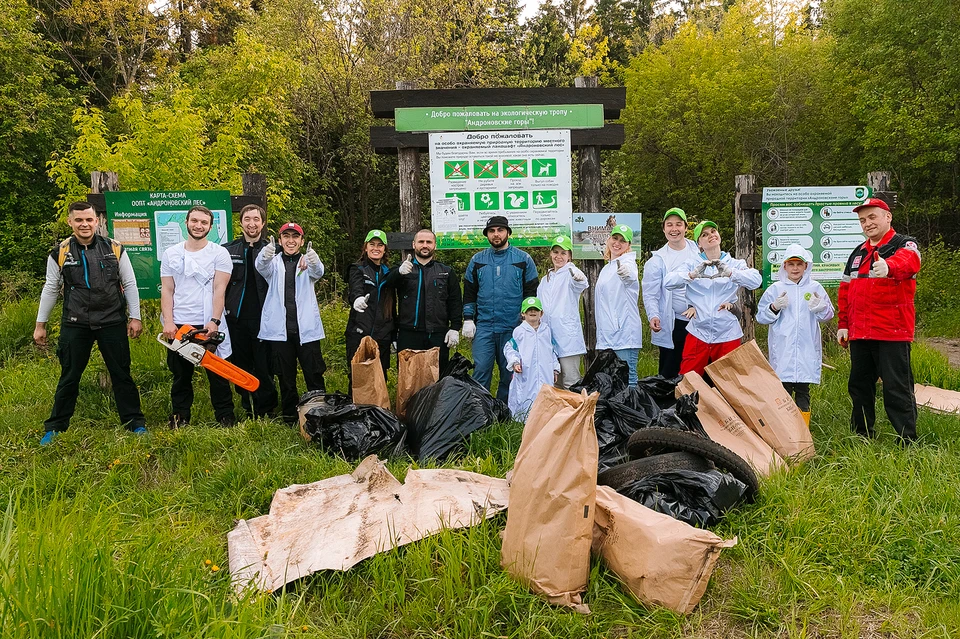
[157,325,260,392]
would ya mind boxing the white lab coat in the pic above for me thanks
[642,240,701,349]
[537,263,588,357]
[664,252,762,344]
[503,321,560,420]
[756,266,835,384]
[256,251,326,344]
[595,251,643,350]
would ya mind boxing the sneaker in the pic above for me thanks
[167,414,189,430]
[40,430,61,446]
[217,416,237,428]
[132,426,148,435]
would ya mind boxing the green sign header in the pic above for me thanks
[395,104,604,132]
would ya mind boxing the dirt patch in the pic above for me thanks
[923,338,960,369]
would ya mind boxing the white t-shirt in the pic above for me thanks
[661,244,696,317]
[160,241,232,325]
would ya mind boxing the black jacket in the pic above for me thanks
[55,235,126,328]
[386,259,463,333]
[223,237,269,321]
[345,258,396,342]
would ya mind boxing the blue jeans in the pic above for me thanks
[471,328,513,402]
[614,348,640,386]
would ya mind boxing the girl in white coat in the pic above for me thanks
[537,234,588,389]
[256,223,327,423]
[595,224,643,384]
[642,208,700,378]
[503,297,560,420]
[756,244,834,425]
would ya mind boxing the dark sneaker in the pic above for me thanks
[217,416,237,428]
[40,430,61,446]
[167,414,189,430]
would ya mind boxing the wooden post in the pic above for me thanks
[734,174,757,342]
[90,170,118,237]
[867,170,891,193]
[242,172,268,239]
[396,81,420,258]
[576,76,602,362]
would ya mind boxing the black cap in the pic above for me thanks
[483,215,512,236]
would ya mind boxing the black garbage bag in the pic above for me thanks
[440,353,474,379]
[650,392,709,439]
[617,469,748,527]
[610,385,661,425]
[596,385,662,471]
[570,350,628,399]
[405,357,512,462]
[635,374,684,409]
[301,395,404,460]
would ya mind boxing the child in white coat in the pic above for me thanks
[756,244,834,425]
[537,235,588,389]
[503,297,560,421]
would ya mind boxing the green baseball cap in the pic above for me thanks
[693,220,718,242]
[610,224,633,243]
[364,229,388,245]
[662,207,687,223]
[521,296,543,313]
[551,234,573,251]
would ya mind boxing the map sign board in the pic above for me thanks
[396,104,603,132]
[429,130,572,248]
[761,186,870,287]
[571,213,641,260]
[105,190,233,299]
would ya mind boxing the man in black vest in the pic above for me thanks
[387,229,463,369]
[34,201,146,444]
[223,204,278,418]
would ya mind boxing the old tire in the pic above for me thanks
[597,452,712,490]
[626,427,760,500]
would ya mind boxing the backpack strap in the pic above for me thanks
[56,237,122,268]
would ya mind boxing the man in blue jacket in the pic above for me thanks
[462,216,539,401]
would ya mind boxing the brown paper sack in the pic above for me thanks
[704,340,815,461]
[396,348,440,419]
[676,372,784,476]
[501,385,599,613]
[350,336,391,410]
[592,486,736,614]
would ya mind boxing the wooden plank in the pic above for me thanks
[386,232,417,247]
[371,87,626,120]
[369,124,625,152]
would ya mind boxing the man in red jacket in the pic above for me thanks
[837,198,921,443]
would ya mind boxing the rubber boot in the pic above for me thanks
[801,411,811,426]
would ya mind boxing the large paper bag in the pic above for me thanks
[501,385,599,613]
[351,336,391,410]
[592,486,736,614]
[704,341,814,461]
[396,348,440,419]
[677,372,784,476]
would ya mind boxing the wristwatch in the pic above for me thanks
[210,317,221,326]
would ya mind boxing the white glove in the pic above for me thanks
[261,236,276,260]
[570,265,586,282]
[399,255,414,275]
[870,256,889,278]
[462,320,476,340]
[772,291,789,311]
[304,241,320,266]
[717,262,733,278]
[690,261,709,279]
[353,294,370,313]
[616,260,632,281]
[807,292,827,313]
[836,328,849,345]
[444,329,459,348]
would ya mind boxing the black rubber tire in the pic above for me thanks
[626,427,760,500]
[597,452,712,490]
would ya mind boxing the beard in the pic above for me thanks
[416,247,435,260]
[188,226,211,240]
[487,235,507,249]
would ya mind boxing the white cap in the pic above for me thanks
[782,243,812,264]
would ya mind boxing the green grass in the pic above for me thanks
[1,302,959,638]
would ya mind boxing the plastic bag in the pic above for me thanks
[636,374,684,409]
[301,395,404,460]
[405,356,511,461]
[595,386,662,471]
[617,469,748,528]
[570,350,628,399]
[650,392,709,439]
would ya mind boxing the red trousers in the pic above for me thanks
[679,334,740,376]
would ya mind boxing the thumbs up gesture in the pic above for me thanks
[870,256,889,278]
[262,236,277,259]
[807,291,828,313]
[353,293,370,313]
[305,240,320,265]
[399,254,414,275]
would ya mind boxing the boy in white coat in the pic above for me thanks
[256,222,327,424]
[756,244,835,425]
[503,297,560,421]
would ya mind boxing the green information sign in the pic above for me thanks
[396,104,604,132]
[105,190,233,299]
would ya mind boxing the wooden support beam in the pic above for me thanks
[369,124,625,153]
[396,82,421,259]
[575,77,603,365]
[370,87,626,120]
[734,174,758,343]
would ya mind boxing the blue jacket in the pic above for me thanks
[463,245,539,333]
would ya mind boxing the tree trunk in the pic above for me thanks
[396,81,420,259]
[576,76,602,364]
[734,174,757,342]
[90,170,119,236]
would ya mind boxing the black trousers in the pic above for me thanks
[45,322,144,433]
[848,340,917,441]
[166,331,235,423]
[272,338,326,421]
[345,333,391,393]
[657,318,689,379]
[396,328,449,370]
[782,382,811,412]
[227,318,278,417]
